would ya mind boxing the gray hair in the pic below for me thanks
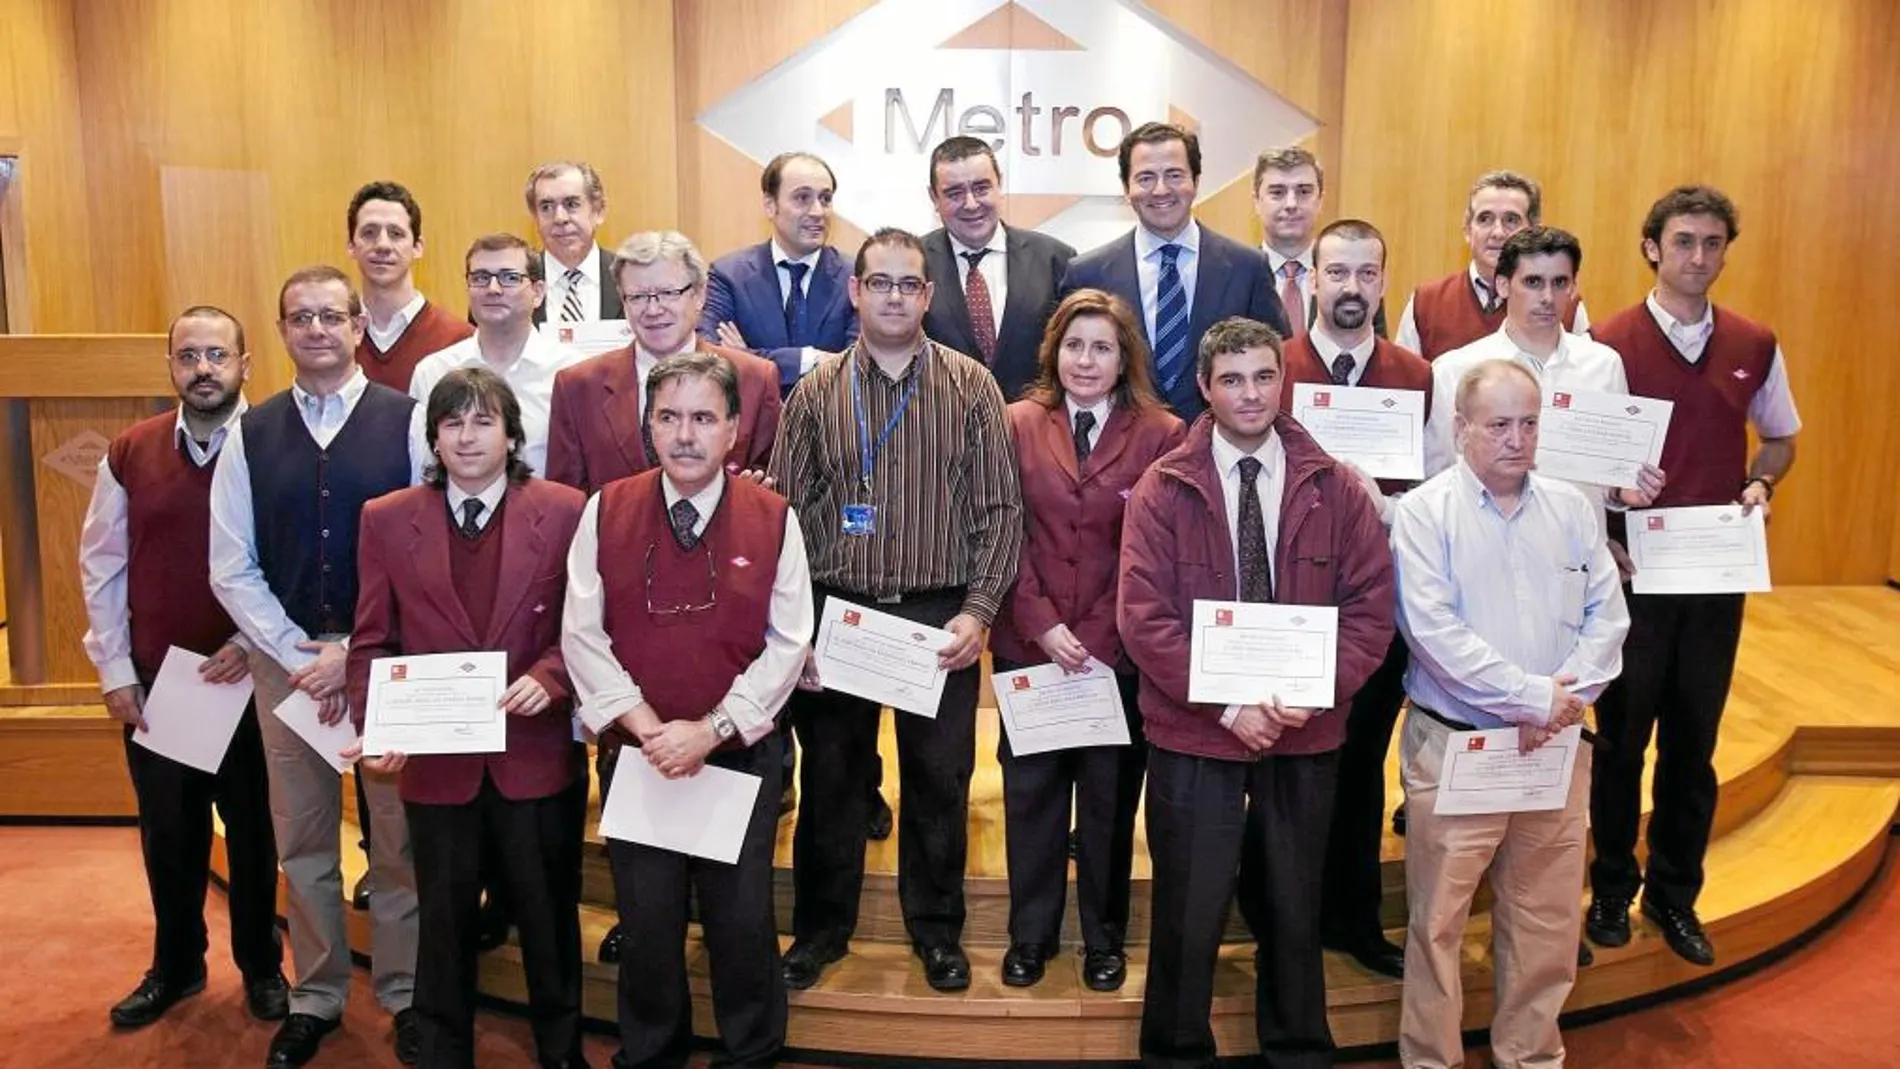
[1454,359,1540,418]
[611,230,708,291]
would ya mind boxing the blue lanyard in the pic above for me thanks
[850,352,923,492]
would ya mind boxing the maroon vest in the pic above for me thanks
[357,300,474,392]
[448,499,506,634]
[106,411,241,679]
[1412,270,1579,361]
[595,471,788,754]
[1279,334,1434,497]
[1592,302,1775,508]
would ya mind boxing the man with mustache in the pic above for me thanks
[563,351,813,1068]
[526,161,624,326]
[1251,147,1385,340]
[346,181,473,392]
[81,305,288,1030]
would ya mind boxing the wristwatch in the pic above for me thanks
[1742,474,1777,501]
[707,705,738,742]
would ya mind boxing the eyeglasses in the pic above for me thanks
[860,275,927,296]
[171,347,234,368]
[622,284,695,309]
[282,309,353,329]
[645,541,717,616]
[468,270,532,290]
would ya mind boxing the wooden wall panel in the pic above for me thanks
[0,0,98,332]
[160,167,284,393]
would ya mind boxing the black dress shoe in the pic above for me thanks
[266,1013,340,1068]
[867,792,894,842]
[1000,943,1052,987]
[476,898,512,953]
[1341,937,1406,979]
[1585,895,1633,948]
[245,972,290,1021]
[1642,900,1716,967]
[393,1007,421,1065]
[1577,941,1594,968]
[351,874,372,911]
[109,970,206,1028]
[597,924,627,964]
[1081,947,1127,992]
[916,943,971,992]
[1391,802,1407,836]
[782,940,846,990]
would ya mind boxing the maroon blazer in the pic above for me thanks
[992,399,1185,671]
[347,477,587,805]
[544,339,783,495]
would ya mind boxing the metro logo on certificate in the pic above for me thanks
[363,651,507,756]
[1626,505,1772,595]
[1534,387,1673,490]
[1188,600,1338,708]
[813,598,951,718]
[1289,383,1425,480]
[540,319,632,359]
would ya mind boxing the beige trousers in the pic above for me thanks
[1397,710,1591,1069]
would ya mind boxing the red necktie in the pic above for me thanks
[962,249,998,364]
[1279,261,1306,339]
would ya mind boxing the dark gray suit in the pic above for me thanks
[922,224,1076,402]
[531,246,625,327]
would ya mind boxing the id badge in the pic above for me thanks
[842,503,877,536]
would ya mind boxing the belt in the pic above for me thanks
[821,583,964,607]
[1411,703,1477,732]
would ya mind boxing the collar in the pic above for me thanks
[1309,327,1374,371]
[1645,290,1715,344]
[1494,322,1570,372]
[291,366,369,411]
[1454,457,1537,511]
[770,239,822,271]
[661,469,726,520]
[1265,244,1315,278]
[545,245,601,283]
[470,326,563,372]
[446,474,508,521]
[1210,423,1284,482]
[1135,219,1202,262]
[851,337,933,385]
[172,396,250,447]
[1065,394,1112,427]
[634,337,698,368]
[949,225,1008,261]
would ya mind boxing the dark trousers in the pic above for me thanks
[791,585,978,951]
[122,704,282,984]
[406,774,584,1069]
[1320,634,1409,948]
[1590,591,1745,913]
[1143,746,1337,1069]
[995,660,1145,951]
[607,735,786,1069]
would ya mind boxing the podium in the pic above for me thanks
[0,334,171,704]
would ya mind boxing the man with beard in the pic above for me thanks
[1251,147,1385,339]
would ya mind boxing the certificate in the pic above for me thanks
[1187,601,1338,709]
[813,599,951,718]
[1534,388,1673,490]
[539,319,633,358]
[1626,505,1772,595]
[1433,724,1582,816]
[1290,383,1425,480]
[271,689,359,774]
[134,646,254,774]
[363,651,508,756]
[599,749,763,864]
[993,658,1130,756]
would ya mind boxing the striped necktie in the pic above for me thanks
[560,268,586,322]
[1152,244,1189,394]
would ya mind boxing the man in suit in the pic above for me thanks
[526,160,624,327]
[700,151,859,393]
[920,135,1076,401]
[1252,147,1386,340]
[343,368,589,1069]
[1061,122,1289,419]
[546,230,782,496]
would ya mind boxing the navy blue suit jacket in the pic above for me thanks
[699,241,858,393]
[1061,224,1289,419]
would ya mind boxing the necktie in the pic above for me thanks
[1280,260,1307,339]
[961,249,998,365]
[668,497,700,551]
[1152,244,1189,395]
[560,268,586,323]
[639,369,659,466]
[1072,408,1096,468]
[781,260,810,345]
[1236,456,1274,602]
[1475,277,1499,315]
[1330,351,1355,386]
[458,498,485,540]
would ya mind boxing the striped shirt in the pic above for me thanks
[768,338,1023,624]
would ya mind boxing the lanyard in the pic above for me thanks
[850,351,923,493]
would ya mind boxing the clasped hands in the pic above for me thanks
[1518,672,1588,755]
[1227,697,1317,754]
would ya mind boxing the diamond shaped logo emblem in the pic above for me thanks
[459,661,478,673]
[1381,397,1397,408]
[1625,404,1642,416]
[41,429,112,491]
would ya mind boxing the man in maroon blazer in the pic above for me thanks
[1277,219,1431,979]
[545,230,782,496]
[1120,316,1394,1069]
[343,367,589,1069]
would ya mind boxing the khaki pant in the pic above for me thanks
[1397,711,1591,1069]
[251,645,418,1020]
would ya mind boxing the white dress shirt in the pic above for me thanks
[1393,461,1629,729]
[562,472,814,746]
[1134,220,1202,343]
[445,474,507,534]
[365,292,426,354]
[210,368,422,670]
[1264,244,1316,321]
[407,329,584,481]
[633,339,697,416]
[1643,293,1802,438]
[1064,395,1111,453]
[1209,426,1286,728]
[950,226,1009,335]
[81,401,251,694]
[544,245,604,322]
[1396,262,1593,353]
[1308,326,1376,388]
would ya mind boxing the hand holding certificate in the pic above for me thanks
[1187,601,1338,709]
[1535,388,1673,490]
[271,689,360,773]
[134,646,254,774]
[363,651,508,756]
[1626,505,1772,595]
[1290,383,1426,480]
[1433,724,1582,816]
[539,319,632,359]
[812,599,952,717]
[993,658,1130,756]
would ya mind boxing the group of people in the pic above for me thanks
[77,118,1798,1069]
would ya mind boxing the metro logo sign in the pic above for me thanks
[696,0,1318,248]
